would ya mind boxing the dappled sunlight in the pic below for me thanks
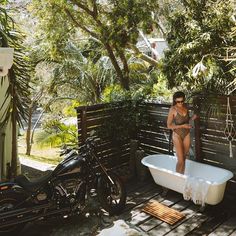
[0,1,236,235]
[18,133,62,165]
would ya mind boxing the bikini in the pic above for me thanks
[173,107,190,140]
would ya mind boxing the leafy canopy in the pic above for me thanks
[30,0,159,90]
[162,0,236,93]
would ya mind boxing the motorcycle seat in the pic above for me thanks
[14,171,53,192]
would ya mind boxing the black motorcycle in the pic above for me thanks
[0,137,126,234]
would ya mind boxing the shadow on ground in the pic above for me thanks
[8,165,119,236]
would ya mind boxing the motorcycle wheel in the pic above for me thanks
[97,173,126,215]
[0,192,26,235]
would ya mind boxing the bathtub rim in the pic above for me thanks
[142,154,234,186]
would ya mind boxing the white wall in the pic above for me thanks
[0,77,12,180]
[150,38,168,60]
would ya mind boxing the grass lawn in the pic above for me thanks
[18,133,62,165]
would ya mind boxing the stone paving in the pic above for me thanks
[19,213,103,236]
[18,216,145,236]
[97,220,146,236]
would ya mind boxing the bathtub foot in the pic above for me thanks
[161,187,169,197]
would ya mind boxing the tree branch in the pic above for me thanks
[117,48,130,90]
[129,44,160,67]
[91,0,98,17]
[70,0,94,16]
[155,21,166,38]
[116,47,129,76]
[103,42,129,90]
[68,1,105,35]
[64,8,99,39]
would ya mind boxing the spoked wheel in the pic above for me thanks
[97,173,126,215]
[0,193,26,235]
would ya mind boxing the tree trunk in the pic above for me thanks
[103,42,130,90]
[26,104,33,155]
[30,110,44,148]
[117,48,130,91]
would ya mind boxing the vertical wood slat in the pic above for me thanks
[81,107,87,143]
[194,117,202,161]
[192,97,202,162]
[76,106,87,145]
[193,98,203,162]
[76,109,81,145]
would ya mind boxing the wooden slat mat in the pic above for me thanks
[142,200,185,225]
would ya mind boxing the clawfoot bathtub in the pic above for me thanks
[142,154,234,205]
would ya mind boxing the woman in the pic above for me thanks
[167,91,197,174]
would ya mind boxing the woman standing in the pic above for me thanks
[167,91,197,174]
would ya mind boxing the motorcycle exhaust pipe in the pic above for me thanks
[0,206,71,229]
[0,203,52,220]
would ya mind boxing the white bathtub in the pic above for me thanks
[142,154,234,205]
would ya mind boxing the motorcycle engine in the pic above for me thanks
[54,178,84,205]
[36,192,48,201]
[63,179,79,194]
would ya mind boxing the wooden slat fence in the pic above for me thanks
[76,96,236,175]
[76,102,137,169]
[136,102,199,160]
[137,102,171,155]
[194,96,236,173]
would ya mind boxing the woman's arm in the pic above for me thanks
[190,114,198,121]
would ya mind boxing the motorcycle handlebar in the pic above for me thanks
[78,137,100,154]
[59,136,100,157]
[59,146,77,156]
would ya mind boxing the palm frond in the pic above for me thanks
[0,5,31,127]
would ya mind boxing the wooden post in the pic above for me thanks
[135,149,149,181]
[129,139,139,178]
[194,118,202,161]
[76,106,87,145]
[76,108,80,146]
[168,130,173,155]
[193,98,202,162]
[81,107,87,144]
[0,132,6,180]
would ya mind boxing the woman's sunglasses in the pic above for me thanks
[176,100,184,104]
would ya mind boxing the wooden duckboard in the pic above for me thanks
[142,200,185,225]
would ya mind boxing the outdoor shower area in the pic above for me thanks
[75,95,236,235]
[76,95,236,180]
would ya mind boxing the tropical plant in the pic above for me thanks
[37,38,168,106]
[25,83,45,156]
[0,1,30,176]
[35,120,77,148]
[48,40,116,104]
[95,100,137,147]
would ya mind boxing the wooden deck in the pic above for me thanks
[120,178,236,236]
[17,168,236,235]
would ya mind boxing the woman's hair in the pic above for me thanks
[172,91,185,105]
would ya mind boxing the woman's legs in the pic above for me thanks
[183,133,191,159]
[172,132,185,174]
